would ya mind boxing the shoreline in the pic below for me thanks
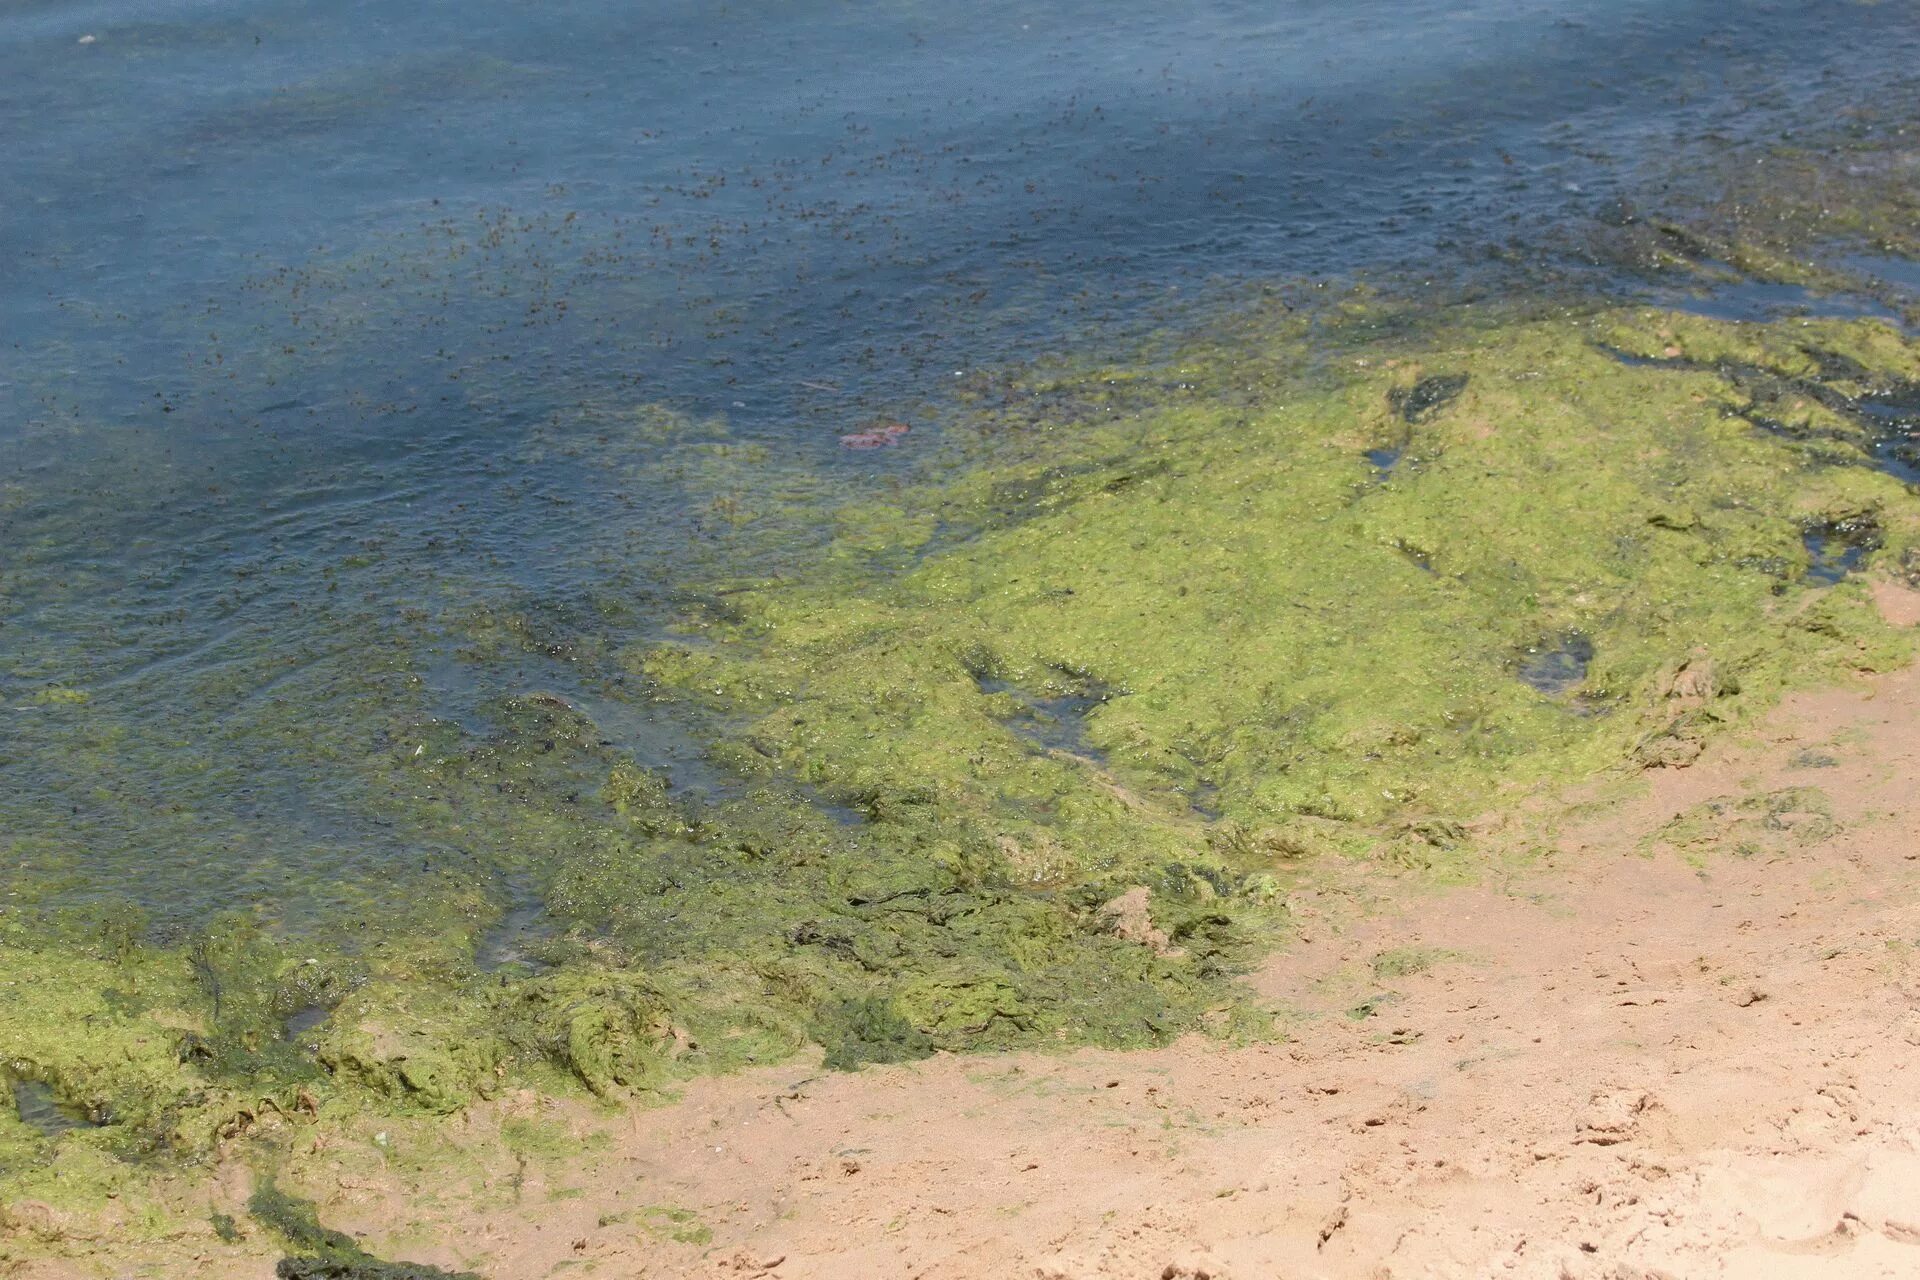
[9,116,1920,1277]
[14,581,1920,1277]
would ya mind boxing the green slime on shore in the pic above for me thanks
[6,294,1920,1252]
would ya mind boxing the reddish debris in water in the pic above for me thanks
[840,421,910,449]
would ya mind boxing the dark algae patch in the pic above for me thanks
[1390,373,1470,424]
[250,1182,480,1280]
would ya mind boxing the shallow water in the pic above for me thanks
[11,1079,96,1137]
[1518,633,1595,697]
[3,0,1919,935]
[1666,275,1909,327]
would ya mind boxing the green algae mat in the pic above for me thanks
[9,294,1920,1235]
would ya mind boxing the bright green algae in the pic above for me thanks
[642,302,1918,829]
[6,296,1920,1253]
